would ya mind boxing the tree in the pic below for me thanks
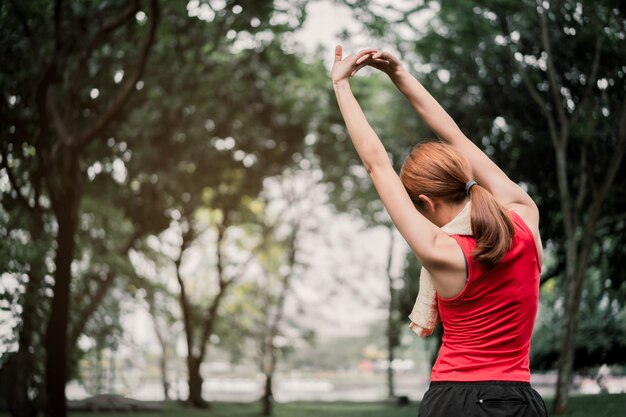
[169,214,255,408]
[115,0,320,402]
[502,4,625,412]
[2,1,159,414]
[4,0,324,412]
[252,169,319,416]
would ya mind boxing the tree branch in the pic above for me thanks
[175,222,196,358]
[537,2,569,142]
[77,0,159,147]
[499,8,574,237]
[574,135,592,220]
[76,0,141,71]
[67,227,144,349]
[518,67,561,147]
[577,92,626,270]
[67,270,115,349]
[46,90,74,145]
[497,12,560,148]
[596,212,626,229]
[570,35,603,125]
[196,218,229,360]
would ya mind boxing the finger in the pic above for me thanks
[357,48,377,55]
[373,51,389,60]
[350,63,367,77]
[355,48,377,61]
[356,53,374,65]
[335,45,342,62]
[370,62,388,72]
[357,53,388,66]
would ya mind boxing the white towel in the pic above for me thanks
[407,201,473,337]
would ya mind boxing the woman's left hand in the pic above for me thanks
[331,45,377,84]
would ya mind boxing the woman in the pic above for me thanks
[331,45,548,417]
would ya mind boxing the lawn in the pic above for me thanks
[64,393,626,417]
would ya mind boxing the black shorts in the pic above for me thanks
[418,381,549,417]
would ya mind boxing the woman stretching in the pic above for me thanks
[331,45,548,417]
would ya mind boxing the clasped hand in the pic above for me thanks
[330,45,404,84]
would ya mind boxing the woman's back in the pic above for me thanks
[331,46,548,416]
[431,210,542,382]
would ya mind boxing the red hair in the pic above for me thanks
[399,140,514,267]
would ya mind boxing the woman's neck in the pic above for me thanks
[439,199,470,226]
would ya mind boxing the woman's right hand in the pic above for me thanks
[352,50,405,78]
[331,45,377,85]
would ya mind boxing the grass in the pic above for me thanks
[62,393,626,417]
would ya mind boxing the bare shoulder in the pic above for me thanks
[428,233,468,299]
[506,202,544,265]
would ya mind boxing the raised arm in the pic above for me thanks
[356,51,540,231]
[331,46,466,295]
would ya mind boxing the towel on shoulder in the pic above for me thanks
[407,201,473,337]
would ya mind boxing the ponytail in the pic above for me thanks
[400,140,514,268]
[468,184,514,267]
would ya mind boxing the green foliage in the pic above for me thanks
[1,0,330,409]
[532,260,626,370]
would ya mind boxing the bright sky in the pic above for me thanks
[293,0,367,54]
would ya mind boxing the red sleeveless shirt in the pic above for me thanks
[430,210,541,382]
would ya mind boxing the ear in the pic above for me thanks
[417,194,436,213]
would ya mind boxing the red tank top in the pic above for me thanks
[430,210,541,382]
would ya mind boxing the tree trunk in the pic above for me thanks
[174,227,203,408]
[262,372,273,416]
[175,221,232,409]
[44,151,80,417]
[187,356,207,408]
[160,353,170,401]
[553,251,579,414]
[553,221,600,414]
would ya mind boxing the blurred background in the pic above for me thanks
[1,0,625,416]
